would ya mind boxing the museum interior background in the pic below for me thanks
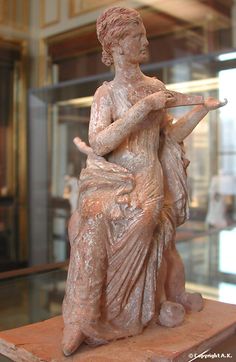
[0,0,236,332]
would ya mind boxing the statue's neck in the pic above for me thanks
[113,60,144,84]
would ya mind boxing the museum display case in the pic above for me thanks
[28,50,236,266]
[0,2,235,360]
[0,0,235,272]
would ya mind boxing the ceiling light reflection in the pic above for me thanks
[218,51,236,61]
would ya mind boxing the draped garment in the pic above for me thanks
[158,126,190,250]
[63,153,163,345]
[62,82,190,345]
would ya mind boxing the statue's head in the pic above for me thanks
[96,7,143,66]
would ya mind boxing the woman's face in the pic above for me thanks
[118,21,149,64]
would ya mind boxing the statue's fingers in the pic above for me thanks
[165,90,174,97]
[73,136,80,144]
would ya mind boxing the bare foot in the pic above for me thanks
[177,292,204,312]
[158,301,185,328]
[62,323,85,356]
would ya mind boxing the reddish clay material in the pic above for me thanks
[62,6,227,356]
[0,300,236,361]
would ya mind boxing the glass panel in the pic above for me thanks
[28,0,236,265]
[1,227,236,331]
[28,50,236,265]
[49,102,90,262]
[50,103,89,198]
[218,68,236,175]
[177,227,236,303]
[0,269,67,331]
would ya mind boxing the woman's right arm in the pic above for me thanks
[89,85,172,156]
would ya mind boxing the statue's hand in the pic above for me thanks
[164,90,177,107]
[204,97,228,111]
[147,90,176,111]
[73,137,93,155]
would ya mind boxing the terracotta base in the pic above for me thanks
[0,299,236,362]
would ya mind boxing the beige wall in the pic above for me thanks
[30,0,139,86]
[0,0,30,39]
[0,0,138,86]
[1,0,236,86]
[35,0,139,38]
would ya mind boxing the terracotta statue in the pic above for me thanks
[62,7,227,356]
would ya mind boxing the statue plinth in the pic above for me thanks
[0,299,235,361]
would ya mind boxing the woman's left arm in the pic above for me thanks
[168,97,227,143]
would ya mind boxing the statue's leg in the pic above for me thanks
[164,239,185,300]
[164,239,203,312]
[156,244,186,328]
[62,324,85,357]
[156,254,167,307]
[62,214,107,356]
